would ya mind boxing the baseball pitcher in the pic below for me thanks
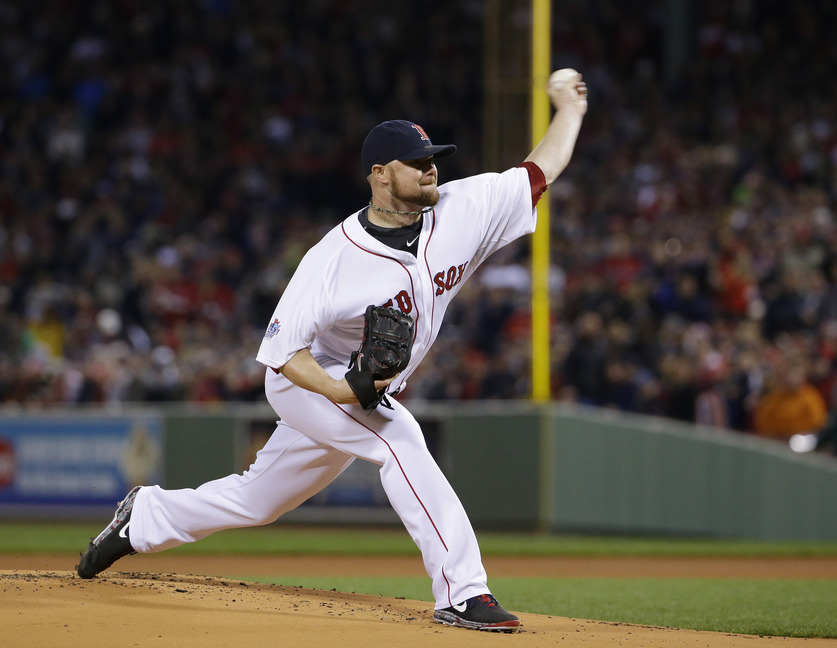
[77,70,588,632]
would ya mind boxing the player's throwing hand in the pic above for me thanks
[547,68,588,116]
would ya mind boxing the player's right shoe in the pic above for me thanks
[433,593,521,632]
[76,486,141,579]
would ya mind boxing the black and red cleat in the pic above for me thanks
[433,593,521,632]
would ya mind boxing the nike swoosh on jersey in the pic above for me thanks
[407,236,419,246]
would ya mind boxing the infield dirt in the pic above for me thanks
[3,554,837,647]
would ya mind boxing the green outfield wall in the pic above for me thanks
[157,401,837,540]
[2,402,835,540]
[440,402,837,541]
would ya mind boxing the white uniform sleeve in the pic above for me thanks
[440,166,536,267]
[255,247,335,369]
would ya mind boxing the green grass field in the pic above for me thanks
[3,522,836,638]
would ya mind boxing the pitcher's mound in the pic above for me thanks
[0,570,829,647]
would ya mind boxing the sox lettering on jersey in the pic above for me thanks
[434,262,468,296]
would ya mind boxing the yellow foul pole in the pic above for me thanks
[531,0,551,402]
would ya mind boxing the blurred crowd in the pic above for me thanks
[1,1,836,445]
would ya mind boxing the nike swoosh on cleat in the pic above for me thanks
[118,522,130,539]
[453,602,467,612]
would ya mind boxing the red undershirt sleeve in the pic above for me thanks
[518,161,548,208]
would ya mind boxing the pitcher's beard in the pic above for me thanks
[420,186,441,206]
[412,191,440,207]
[391,178,440,207]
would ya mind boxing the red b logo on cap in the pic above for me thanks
[411,124,430,141]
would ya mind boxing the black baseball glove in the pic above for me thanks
[345,305,414,410]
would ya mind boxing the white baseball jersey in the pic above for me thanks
[127,165,537,611]
[255,165,536,387]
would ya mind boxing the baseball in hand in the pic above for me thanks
[548,68,579,90]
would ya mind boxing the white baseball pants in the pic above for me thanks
[129,366,489,608]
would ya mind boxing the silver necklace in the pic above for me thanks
[368,200,432,217]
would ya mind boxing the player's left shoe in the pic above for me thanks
[76,486,141,579]
[433,593,521,632]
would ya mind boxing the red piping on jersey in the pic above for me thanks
[421,210,438,334]
[331,399,454,606]
[341,221,420,347]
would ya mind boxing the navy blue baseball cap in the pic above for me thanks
[361,120,456,174]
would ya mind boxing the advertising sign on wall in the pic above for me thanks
[0,415,163,508]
